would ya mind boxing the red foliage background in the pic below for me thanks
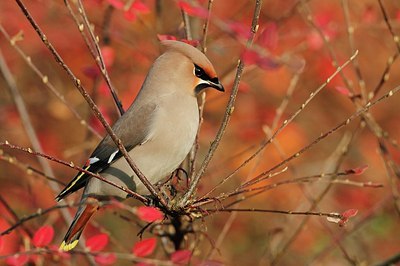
[1,0,400,265]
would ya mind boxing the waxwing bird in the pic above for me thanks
[57,40,224,251]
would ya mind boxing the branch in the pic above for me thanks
[208,50,358,194]
[0,23,101,138]
[0,141,149,204]
[178,0,264,208]
[240,76,398,190]
[205,208,344,221]
[1,203,74,236]
[64,0,125,116]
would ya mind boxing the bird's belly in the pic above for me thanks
[98,101,199,196]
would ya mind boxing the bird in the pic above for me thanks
[56,40,224,251]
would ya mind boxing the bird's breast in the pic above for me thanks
[104,93,200,195]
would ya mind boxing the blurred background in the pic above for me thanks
[0,0,400,265]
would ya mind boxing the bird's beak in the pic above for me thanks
[207,78,224,92]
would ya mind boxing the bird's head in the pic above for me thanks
[160,40,224,95]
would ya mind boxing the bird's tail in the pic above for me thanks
[59,197,99,251]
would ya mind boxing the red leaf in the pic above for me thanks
[257,56,280,70]
[132,238,157,257]
[136,206,164,222]
[334,86,351,96]
[346,165,368,175]
[157,35,199,47]
[0,237,3,252]
[307,31,323,50]
[131,1,151,13]
[95,253,117,265]
[238,81,251,93]
[342,209,358,218]
[362,6,378,23]
[106,0,124,9]
[32,225,54,248]
[178,1,208,19]
[180,39,200,47]
[396,10,400,22]
[171,250,192,264]
[82,66,100,79]
[101,46,115,68]
[86,233,109,252]
[227,21,251,39]
[338,209,358,227]
[5,254,29,266]
[241,49,280,70]
[124,9,137,21]
[258,23,278,50]
[241,49,260,65]
[157,34,178,41]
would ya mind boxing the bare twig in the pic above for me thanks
[271,131,355,264]
[178,0,264,207]
[0,195,33,237]
[201,0,214,53]
[0,141,148,203]
[377,0,400,53]
[1,203,75,236]
[191,83,400,209]
[372,53,398,98]
[64,0,125,116]
[205,208,344,221]
[208,50,358,194]
[0,150,65,186]
[0,24,101,138]
[341,0,367,99]
[378,141,400,214]
[241,85,397,189]
[0,47,76,229]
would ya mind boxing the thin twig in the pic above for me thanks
[65,0,125,116]
[1,203,75,236]
[271,131,355,264]
[206,50,358,195]
[241,80,396,190]
[378,141,400,215]
[178,0,264,208]
[0,47,76,230]
[0,24,101,138]
[192,84,400,209]
[205,208,344,221]
[201,0,214,53]
[372,53,398,98]
[0,150,65,186]
[0,141,148,203]
[341,0,367,100]
[377,0,400,53]
[0,195,33,237]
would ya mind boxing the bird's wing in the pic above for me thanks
[56,102,157,201]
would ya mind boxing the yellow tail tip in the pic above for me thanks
[59,240,79,252]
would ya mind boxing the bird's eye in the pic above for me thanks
[194,64,207,79]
